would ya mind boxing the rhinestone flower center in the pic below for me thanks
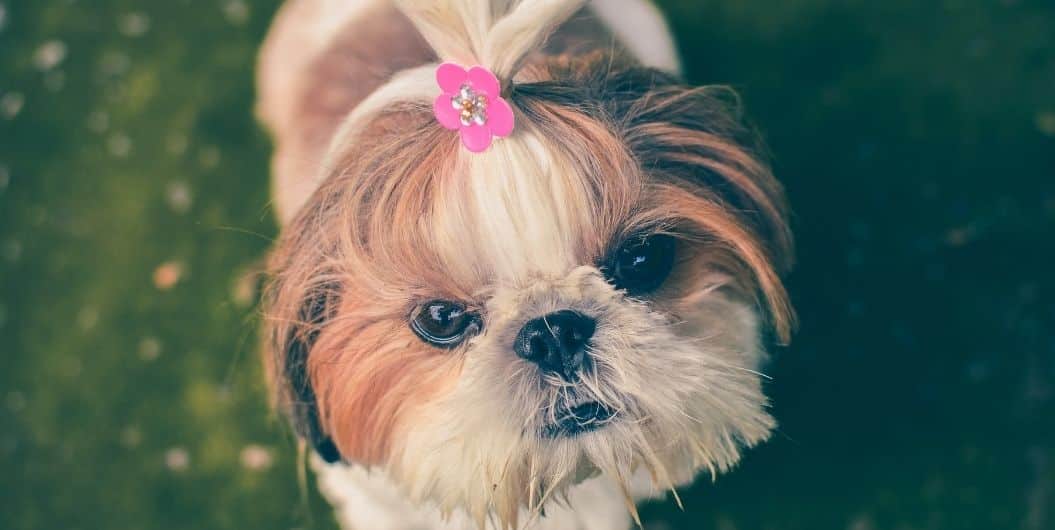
[451,84,489,127]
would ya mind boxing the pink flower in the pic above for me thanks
[432,63,515,153]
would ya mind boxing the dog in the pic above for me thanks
[256,1,793,528]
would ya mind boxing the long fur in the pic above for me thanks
[259,1,793,528]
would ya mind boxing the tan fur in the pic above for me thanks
[311,313,464,463]
[260,2,792,527]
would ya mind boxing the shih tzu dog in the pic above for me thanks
[256,1,793,529]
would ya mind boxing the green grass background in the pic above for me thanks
[1,1,1053,529]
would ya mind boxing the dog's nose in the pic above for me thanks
[514,310,596,381]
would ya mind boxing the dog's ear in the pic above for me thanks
[273,285,343,464]
[599,66,794,341]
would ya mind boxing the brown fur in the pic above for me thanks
[311,312,463,463]
[263,47,792,464]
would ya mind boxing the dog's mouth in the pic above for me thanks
[541,401,616,438]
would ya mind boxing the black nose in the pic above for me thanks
[514,310,596,381]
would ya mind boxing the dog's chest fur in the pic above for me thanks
[313,457,662,530]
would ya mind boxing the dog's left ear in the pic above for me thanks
[269,285,343,464]
[600,67,796,342]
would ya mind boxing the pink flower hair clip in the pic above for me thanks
[432,63,515,153]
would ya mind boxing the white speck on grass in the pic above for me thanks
[0,92,24,119]
[847,513,877,530]
[223,0,249,25]
[108,132,132,157]
[1036,111,1055,137]
[231,268,257,308]
[138,337,162,361]
[713,516,735,530]
[33,40,67,71]
[165,180,192,214]
[0,4,8,33]
[153,261,185,290]
[76,306,99,331]
[164,447,190,471]
[87,110,109,133]
[240,444,274,471]
[120,425,142,448]
[118,12,150,37]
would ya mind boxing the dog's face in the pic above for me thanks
[264,58,792,525]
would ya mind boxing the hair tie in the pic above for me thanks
[432,63,515,153]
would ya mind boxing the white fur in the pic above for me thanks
[389,267,771,526]
[312,266,769,530]
[256,0,382,129]
[314,456,649,530]
[264,2,769,529]
[374,123,771,525]
[591,0,681,74]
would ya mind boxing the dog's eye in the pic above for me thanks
[604,234,677,294]
[410,300,481,348]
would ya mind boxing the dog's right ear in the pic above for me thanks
[285,292,342,463]
[266,282,343,464]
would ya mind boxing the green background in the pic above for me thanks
[1,1,1052,529]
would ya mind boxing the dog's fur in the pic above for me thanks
[257,1,793,528]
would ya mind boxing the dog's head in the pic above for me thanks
[263,1,792,525]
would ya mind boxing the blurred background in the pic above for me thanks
[1,0,1052,529]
